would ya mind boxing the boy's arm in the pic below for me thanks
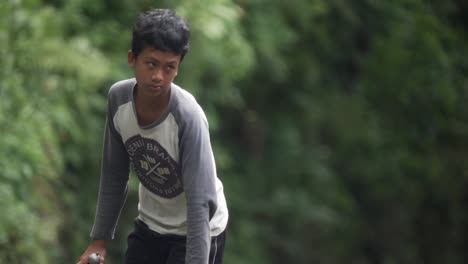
[180,111,218,264]
[90,97,130,240]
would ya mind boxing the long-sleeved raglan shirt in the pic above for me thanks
[90,78,229,264]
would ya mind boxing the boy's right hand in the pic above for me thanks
[77,240,107,264]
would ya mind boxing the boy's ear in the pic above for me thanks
[128,50,136,68]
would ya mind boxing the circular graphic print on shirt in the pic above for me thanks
[125,135,183,198]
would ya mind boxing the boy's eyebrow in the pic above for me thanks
[146,57,178,65]
[166,60,179,65]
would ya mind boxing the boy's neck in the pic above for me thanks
[133,85,171,126]
[134,85,171,112]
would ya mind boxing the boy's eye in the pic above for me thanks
[164,65,177,73]
[145,61,159,69]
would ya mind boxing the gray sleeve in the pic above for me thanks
[90,92,130,240]
[179,108,218,264]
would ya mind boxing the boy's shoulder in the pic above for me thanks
[171,83,197,107]
[170,83,207,125]
[107,78,135,106]
[109,78,136,95]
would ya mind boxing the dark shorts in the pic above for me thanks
[124,219,226,264]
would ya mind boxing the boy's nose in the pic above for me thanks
[152,69,163,82]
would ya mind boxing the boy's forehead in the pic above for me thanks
[140,47,181,62]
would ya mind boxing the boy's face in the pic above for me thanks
[128,47,181,98]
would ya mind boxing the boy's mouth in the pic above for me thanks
[149,85,162,91]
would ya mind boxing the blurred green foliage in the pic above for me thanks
[1,0,468,263]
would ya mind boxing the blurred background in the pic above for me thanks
[1,0,468,263]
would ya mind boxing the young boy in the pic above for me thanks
[77,9,228,264]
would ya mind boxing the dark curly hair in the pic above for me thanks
[131,9,190,60]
